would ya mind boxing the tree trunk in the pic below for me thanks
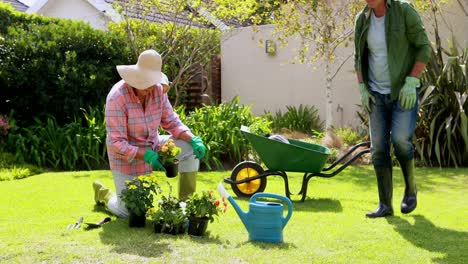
[325,60,333,131]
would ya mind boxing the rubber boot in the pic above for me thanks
[366,167,394,218]
[400,159,417,214]
[93,180,115,206]
[178,172,197,201]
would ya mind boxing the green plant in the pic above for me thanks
[178,96,271,170]
[416,37,468,167]
[0,151,43,181]
[0,5,132,127]
[120,174,161,216]
[186,190,227,223]
[265,104,324,135]
[6,106,107,171]
[158,139,182,164]
[147,183,187,226]
[333,127,367,147]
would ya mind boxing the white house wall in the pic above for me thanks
[221,1,467,129]
[221,25,360,128]
[34,0,111,30]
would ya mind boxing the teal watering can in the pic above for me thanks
[218,183,293,243]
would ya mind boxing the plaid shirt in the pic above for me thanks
[105,80,189,176]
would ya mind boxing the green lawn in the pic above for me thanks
[0,166,467,263]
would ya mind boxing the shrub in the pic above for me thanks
[0,151,42,181]
[6,106,107,171]
[176,97,271,170]
[265,104,324,135]
[0,5,132,127]
[333,127,368,147]
[416,37,468,167]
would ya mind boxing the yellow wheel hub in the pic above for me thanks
[235,167,261,195]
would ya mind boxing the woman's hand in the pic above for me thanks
[190,136,206,159]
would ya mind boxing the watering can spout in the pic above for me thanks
[218,183,249,227]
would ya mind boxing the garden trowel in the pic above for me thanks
[84,217,111,230]
[66,216,83,230]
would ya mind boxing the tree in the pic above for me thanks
[252,0,363,131]
[109,0,256,106]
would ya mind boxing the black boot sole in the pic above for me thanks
[366,211,394,218]
[401,194,417,214]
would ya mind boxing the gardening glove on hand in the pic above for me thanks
[190,136,206,159]
[358,83,375,113]
[143,150,165,171]
[399,76,419,110]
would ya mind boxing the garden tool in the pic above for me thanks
[66,216,83,230]
[177,151,194,161]
[218,183,293,243]
[84,217,111,230]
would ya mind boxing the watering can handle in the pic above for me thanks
[251,193,293,227]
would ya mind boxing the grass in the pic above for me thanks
[0,166,467,263]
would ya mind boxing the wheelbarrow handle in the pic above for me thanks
[322,141,371,172]
[251,193,293,227]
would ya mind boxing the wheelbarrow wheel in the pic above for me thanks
[230,161,266,197]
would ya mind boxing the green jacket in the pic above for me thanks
[354,0,432,100]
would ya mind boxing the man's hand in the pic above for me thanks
[399,76,419,110]
[143,150,165,171]
[190,136,206,159]
[358,83,375,113]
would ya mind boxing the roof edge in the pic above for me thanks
[26,0,48,13]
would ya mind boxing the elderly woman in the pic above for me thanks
[93,49,206,218]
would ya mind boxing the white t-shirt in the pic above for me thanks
[367,11,391,94]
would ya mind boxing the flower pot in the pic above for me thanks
[188,216,209,237]
[153,221,163,233]
[128,211,146,228]
[159,222,186,235]
[163,160,179,178]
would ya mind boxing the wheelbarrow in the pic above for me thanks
[224,126,371,202]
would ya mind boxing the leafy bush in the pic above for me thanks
[265,104,324,135]
[0,5,132,127]
[0,151,42,181]
[333,127,367,147]
[6,106,107,171]
[416,38,468,167]
[177,97,271,170]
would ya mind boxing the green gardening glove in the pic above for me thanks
[190,136,206,159]
[358,83,375,113]
[399,76,420,110]
[143,150,165,171]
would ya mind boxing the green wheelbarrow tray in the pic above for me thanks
[242,129,331,173]
[224,126,371,202]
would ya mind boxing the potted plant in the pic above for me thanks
[120,174,161,227]
[186,190,228,237]
[158,139,182,178]
[147,184,188,235]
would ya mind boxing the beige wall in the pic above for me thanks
[34,0,112,30]
[221,1,467,128]
[221,25,361,128]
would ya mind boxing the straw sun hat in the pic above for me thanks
[117,49,169,90]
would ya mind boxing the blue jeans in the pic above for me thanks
[369,91,418,168]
